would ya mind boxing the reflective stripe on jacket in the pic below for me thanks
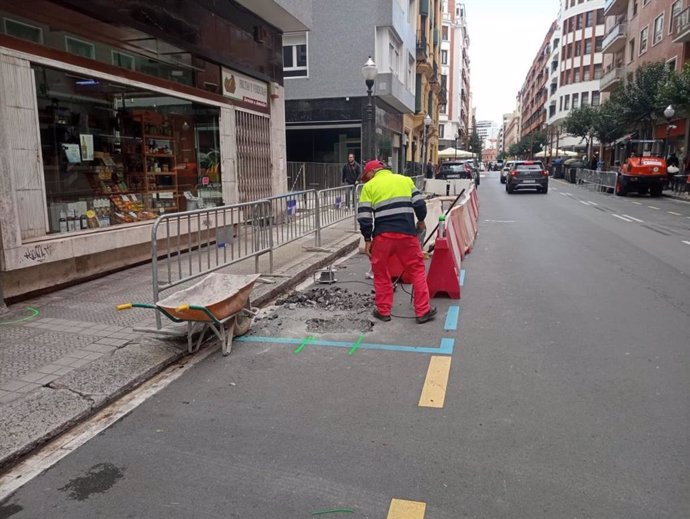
[357,169,426,241]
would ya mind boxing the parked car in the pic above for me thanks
[505,161,548,194]
[437,160,479,186]
[495,160,504,172]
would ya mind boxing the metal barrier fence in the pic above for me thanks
[668,174,690,195]
[151,201,273,328]
[264,190,319,249]
[575,169,617,193]
[287,162,342,191]
[318,186,356,242]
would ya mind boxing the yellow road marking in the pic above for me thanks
[387,498,426,519]
[418,356,451,408]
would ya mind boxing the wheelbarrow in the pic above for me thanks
[117,273,260,356]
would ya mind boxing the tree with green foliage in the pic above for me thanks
[613,61,672,139]
[564,105,597,151]
[590,101,626,148]
[659,62,690,117]
[468,130,483,158]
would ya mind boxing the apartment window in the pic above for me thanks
[595,36,603,52]
[585,11,593,27]
[633,0,638,17]
[566,44,572,59]
[666,57,677,72]
[572,93,579,109]
[597,8,606,25]
[3,18,42,43]
[564,95,570,110]
[439,124,445,137]
[629,38,636,62]
[65,36,95,59]
[112,51,135,70]
[441,49,448,64]
[670,1,683,34]
[283,33,308,77]
[576,14,583,30]
[575,42,582,56]
[591,91,600,106]
[594,63,603,79]
[442,26,449,40]
[560,95,564,111]
[389,43,400,74]
[584,67,591,80]
[585,39,592,54]
[408,55,414,89]
[639,26,648,54]
[574,69,581,82]
[581,92,589,106]
[653,14,664,45]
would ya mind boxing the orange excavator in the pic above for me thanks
[615,139,667,197]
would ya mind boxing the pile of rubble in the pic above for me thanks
[275,287,373,312]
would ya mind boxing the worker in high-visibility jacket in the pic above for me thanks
[357,160,436,324]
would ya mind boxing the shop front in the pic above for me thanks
[0,0,309,302]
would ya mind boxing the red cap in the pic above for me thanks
[363,160,384,177]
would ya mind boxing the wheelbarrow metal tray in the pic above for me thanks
[157,273,260,322]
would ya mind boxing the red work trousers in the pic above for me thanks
[370,232,430,317]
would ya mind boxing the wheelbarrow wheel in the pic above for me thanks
[233,300,254,338]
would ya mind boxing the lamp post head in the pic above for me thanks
[424,114,432,127]
[361,56,377,82]
[664,105,675,120]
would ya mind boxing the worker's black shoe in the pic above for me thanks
[372,309,391,322]
[416,307,437,324]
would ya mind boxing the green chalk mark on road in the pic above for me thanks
[312,509,355,516]
[0,307,40,325]
[294,335,314,354]
[347,335,365,356]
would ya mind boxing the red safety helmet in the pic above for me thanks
[361,160,384,181]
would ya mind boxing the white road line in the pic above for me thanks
[579,200,591,206]
[683,241,690,246]
[613,214,633,222]
[648,206,660,210]
[0,346,218,501]
[623,215,644,223]
[632,201,642,205]
[587,201,598,206]
[668,211,682,216]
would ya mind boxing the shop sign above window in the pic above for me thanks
[222,68,268,109]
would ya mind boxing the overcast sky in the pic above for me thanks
[466,0,560,125]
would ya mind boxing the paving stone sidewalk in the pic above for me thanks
[0,221,360,469]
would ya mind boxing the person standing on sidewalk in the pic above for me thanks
[342,153,361,207]
[357,160,436,324]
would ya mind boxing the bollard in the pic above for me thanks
[438,215,446,238]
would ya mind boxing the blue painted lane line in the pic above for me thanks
[460,269,466,286]
[236,336,455,355]
[444,306,460,331]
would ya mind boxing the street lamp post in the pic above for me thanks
[663,104,675,158]
[361,57,378,162]
[423,114,432,171]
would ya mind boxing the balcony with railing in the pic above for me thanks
[604,0,626,17]
[673,6,690,42]
[416,30,428,61]
[602,20,627,53]
[600,66,624,92]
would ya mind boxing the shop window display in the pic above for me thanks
[34,66,221,234]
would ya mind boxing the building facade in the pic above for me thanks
[283,0,417,172]
[438,1,471,152]
[0,0,310,302]
[602,0,690,151]
[546,0,607,152]
[520,21,558,144]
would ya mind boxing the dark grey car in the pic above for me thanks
[505,161,548,194]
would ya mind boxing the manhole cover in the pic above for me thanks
[306,317,374,334]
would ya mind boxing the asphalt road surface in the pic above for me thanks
[1,172,689,518]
